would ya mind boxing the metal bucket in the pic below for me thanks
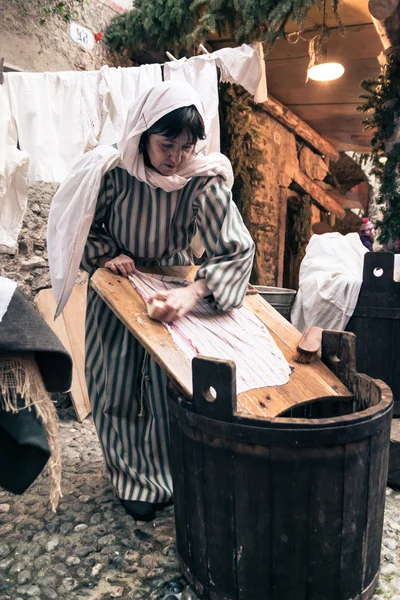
[253,286,297,321]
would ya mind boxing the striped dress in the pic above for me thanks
[81,166,255,503]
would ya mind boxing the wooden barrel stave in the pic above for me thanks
[167,331,393,600]
[169,406,391,600]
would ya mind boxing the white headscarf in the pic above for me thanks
[48,81,234,317]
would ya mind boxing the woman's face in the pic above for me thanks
[146,131,195,176]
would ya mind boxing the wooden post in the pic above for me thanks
[369,0,400,53]
[292,171,346,218]
[277,188,289,287]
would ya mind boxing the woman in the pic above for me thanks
[49,81,254,521]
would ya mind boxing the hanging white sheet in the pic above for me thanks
[129,271,291,393]
[6,70,101,183]
[98,64,163,145]
[0,84,30,252]
[213,43,268,103]
[291,232,368,333]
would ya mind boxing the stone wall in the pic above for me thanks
[0,0,131,72]
[0,183,88,300]
[244,107,298,286]
[0,183,56,299]
[243,106,334,289]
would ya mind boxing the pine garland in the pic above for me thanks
[105,0,196,56]
[358,54,400,245]
[105,0,342,56]
[219,83,263,214]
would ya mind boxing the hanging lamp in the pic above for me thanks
[307,49,344,82]
[305,0,345,83]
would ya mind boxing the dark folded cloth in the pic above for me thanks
[0,394,50,494]
[0,286,73,496]
[0,288,72,392]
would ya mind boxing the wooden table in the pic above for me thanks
[91,267,351,419]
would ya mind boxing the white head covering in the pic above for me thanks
[48,81,234,317]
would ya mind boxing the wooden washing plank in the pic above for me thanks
[61,285,91,421]
[91,269,193,397]
[91,268,351,419]
[35,286,91,422]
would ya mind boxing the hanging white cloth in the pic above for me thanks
[98,64,162,145]
[130,271,291,393]
[0,83,30,252]
[164,57,220,153]
[213,43,267,103]
[6,70,102,183]
[291,232,368,333]
[48,80,234,318]
[0,277,17,323]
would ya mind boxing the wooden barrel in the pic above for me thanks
[167,331,393,600]
[346,252,400,415]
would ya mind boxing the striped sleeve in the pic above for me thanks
[194,179,255,311]
[80,172,119,275]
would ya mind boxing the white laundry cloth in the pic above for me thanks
[213,43,267,103]
[0,84,30,252]
[291,232,368,332]
[6,70,101,183]
[164,57,220,153]
[48,81,234,318]
[0,277,17,323]
[98,64,162,145]
[129,271,291,393]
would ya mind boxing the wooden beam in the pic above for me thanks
[329,190,364,211]
[292,171,346,218]
[277,188,289,288]
[369,0,400,52]
[257,95,340,162]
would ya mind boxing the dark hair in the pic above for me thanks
[140,105,205,154]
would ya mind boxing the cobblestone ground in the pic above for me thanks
[1,406,400,600]
[0,405,200,600]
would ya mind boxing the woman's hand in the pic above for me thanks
[104,254,135,278]
[147,285,200,322]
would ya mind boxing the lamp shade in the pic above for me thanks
[308,61,345,82]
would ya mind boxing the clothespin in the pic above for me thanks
[166,51,179,63]
[199,44,210,55]
[0,58,4,85]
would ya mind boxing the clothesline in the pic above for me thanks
[0,43,267,252]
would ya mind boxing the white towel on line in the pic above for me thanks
[0,84,30,252]
[6,70,101,183]
[98,64,163,146]
[213,43,268,103]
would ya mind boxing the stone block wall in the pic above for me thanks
[243,107,298,286]
[242,106,334,289]
[0,183,55,299]
[0,0,131,73]
[0,183,88,300]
